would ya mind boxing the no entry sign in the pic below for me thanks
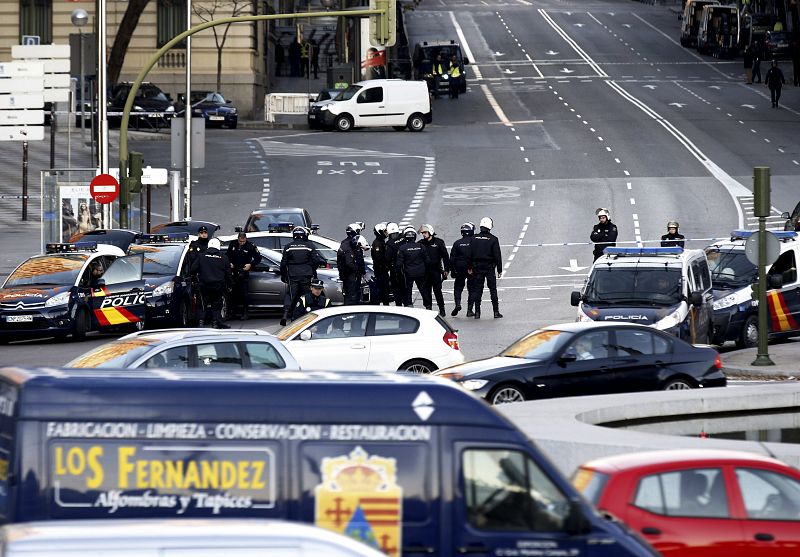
[90,173,120,204]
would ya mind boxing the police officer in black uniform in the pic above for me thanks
[186,225,210,323]
[191,238,232,329]
[292,278,331,319]
[590,208,618,261]
[226,231,262,320]
[418,223,450,316]
[450,222,475,316]
[660,221,685,248]
[337,225,367,305]
[397,227,431,308]
[468,217,503,319]
[371,222,391,305]
[280,226,325,325]
[384,222,405,306]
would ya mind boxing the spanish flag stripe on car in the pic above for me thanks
[94,306,140,326]
[767,290,799,332]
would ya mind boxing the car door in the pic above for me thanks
[543,330,615,397]
[766,250,800,334]
[353,86,386,126]
[289,312,371,371]
[365,313,421,372]
[733,466,800,557]
[248,253,285,308]
[608,328,674,393]
[89,253,147,330]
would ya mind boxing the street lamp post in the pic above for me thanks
[70,9,89,146]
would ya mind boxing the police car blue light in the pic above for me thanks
[604,246,684,256]
[730,229,798,241]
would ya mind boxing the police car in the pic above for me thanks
[571,247,714,342]
[0,242,146,342]
[706,230,800,347]
[127,233,197,327]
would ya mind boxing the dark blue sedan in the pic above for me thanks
[190,91,238,129]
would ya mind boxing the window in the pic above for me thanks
[309,313,369,339]
[358,87,383,103]
[563,331,610,361]
[653,334,672,355]
[249,236,281,251]
[736,468,800,521]
[769,250,798,286]
[157,0,187,48]
[633,468,729,518]
[462,449,570,532]
[615,330,655,356]
[244,342,286,369]
[102,254,143,284]
[697,259,712,291]
[20,0,52,44]
[371,314,419,336]
[196,342,244,368]
[142,346,190,369]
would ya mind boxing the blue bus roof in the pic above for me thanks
[0,368,513,429]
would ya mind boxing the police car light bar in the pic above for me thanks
[137,233,190,244]
[267,222,295,233]
[731,229,798,241]
[604,247,684,257]
[45,242,98,253]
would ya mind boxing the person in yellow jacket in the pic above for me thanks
[448,54,462,99]
[431,53,448,99]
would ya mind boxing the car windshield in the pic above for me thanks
[571,468,609,505]
[66,338,159,368]
[129,245,183,276]
[274,312,318,341]
[248,212,306,230]
[338,85,362,101]
[501,329,573,359]
[4,255,88,287]
[706,248,757,288]
[585,267,683,305]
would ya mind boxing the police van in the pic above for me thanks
[571,247,714,342]
[0,368,657,557]
[706,230,800,347]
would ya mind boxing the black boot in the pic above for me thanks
[474,306,481,319]
[438,306,446,317]
[494,307,503,319]
[280,313,288,326]
[451,305,461,317]
[214,321,231,329]
[466,304,474,317]
[425,305,432,311]
[198,319,205,328]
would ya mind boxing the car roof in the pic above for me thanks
[706,231,800,252]
[119,328,273,342]
[301,305,441,318]
[38,245,125,258]
[594,249,705,267]
[250,208,306,215]
[581,449,789,473]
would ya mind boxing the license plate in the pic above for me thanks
[309,114,316,119]
[6,315,33,323]
[209,116,224,121]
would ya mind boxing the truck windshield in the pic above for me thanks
[706,248,757,288]
[585,267,683,305]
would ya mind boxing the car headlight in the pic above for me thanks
[45,292,71,307]
[152,282,174,297]
[320,104,330,111]
[576,306,593,322]
[193,109,202,115]
[462,379,488,391]
[230,108,237,114]
[166,105,175,112]
[655,308,682,330]
[713,294,739,311]
[133,104,144,111]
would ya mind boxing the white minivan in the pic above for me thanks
[308,79,432,132]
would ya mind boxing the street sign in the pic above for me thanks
[0,127,45,141]
[0,110,44,125]
[12,44,70,105]
[0,77,45,94]
[21,35,40,46]
[12,45,70,59]
[107,166,170,185]
[745,230,780,266]
[0,61,44,77]
[90,174,120,204]
[0,93,44,109]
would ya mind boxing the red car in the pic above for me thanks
[572,449,800,557]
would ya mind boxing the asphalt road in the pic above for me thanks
[3,0,799,367]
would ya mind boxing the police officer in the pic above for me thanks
[450,222,475,316]
[397,227,431,307]
[661,221,685,248]
[590,208,618,261]
[191,238,232,329]
[338,224,367,305]
[468,217,503,319]
[280,226,325,326]
[187,225,210,265]
[371,222,391,305]
[293,278,331,319]
[226,231,262,320]
[419,224,450,315]
[89,260,105,288]
[384,222,406,306]
[187,225,210,323]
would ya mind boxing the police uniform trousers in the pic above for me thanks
[201,282,226,324]
[230,271,250,317]
[283,277,311,318]
[374,269,391,305]
[468,266,499,309]
[404,275,431,308]
[342,275,362,305]
[452,271,474,309]
[390,268,406,306]
[425,269,446,310]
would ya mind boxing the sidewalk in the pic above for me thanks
[721,339,800,380]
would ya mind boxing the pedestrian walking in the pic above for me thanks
[384,222,406,306]
[765,60,786,108]
[397,227,431,308]
[467,217,503,319]
[743,46,753,84]
[292,278,330,319]
[752,40,762,83]
[191,238,232,329]
[590,208,618,261]
[448,54,462,99]
[371,222,391,305]
[280,226,325,325]
[418,224,450,315]
[660,221,686,248]
[450,222,475,317]
[226,231,262,321]
[337,225,367,305]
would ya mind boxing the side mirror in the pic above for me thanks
[565,499,592,535]
[267,266,280,273]
[299,329,312,341]
[689,291,703,307]
[310,224,320,231]
[769,273,784,289]
[463,57,470,65]
[570,291,582,307]
[558,353,577,365]
[781,211,790,219]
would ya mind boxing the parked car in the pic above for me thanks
[434,322,725,405]
[245,208,314,232]
[764,30,793,60]
[572,449,800,557]
[274,306,463,373]
[219,226,339,268]
[185,90,238,129]
[107,82,176,129]
[66,328,299,370]
[151,219,221,236]
[0,519,387,557]
[782,201,800,231]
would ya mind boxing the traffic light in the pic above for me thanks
[753,166,770,217]
[129,151,144,194]
[369,0,396,47]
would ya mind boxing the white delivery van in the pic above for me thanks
[308,79,432,132]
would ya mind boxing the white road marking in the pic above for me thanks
[450,12,482,80]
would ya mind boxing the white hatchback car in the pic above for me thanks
[274,306,464,373]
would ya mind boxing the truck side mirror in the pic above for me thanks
[565,499,592,535]
[299,329,312,341]
[570,291,582,307]
[781,211,790,219]
[769,273,784,289]
[463,57,470,65]
[689,291,703,307]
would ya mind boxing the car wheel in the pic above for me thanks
[407,113,426,132]
[736,315,758,349]
[399,359,437,374]
[392,126,406,131]
[490,384,525,405]
[663,378,694,391]
[335,114,353,132]
[72,308,90,341]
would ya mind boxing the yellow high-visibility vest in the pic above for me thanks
[449,65,461,78]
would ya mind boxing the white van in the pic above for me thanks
[308,79,432,132]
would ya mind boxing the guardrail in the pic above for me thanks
[264,93,316,123]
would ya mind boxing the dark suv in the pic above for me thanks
[108,82,176,129]
[412,40,469,94]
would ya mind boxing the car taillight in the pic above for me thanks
[443,331,459,350]
[714,354,722,369]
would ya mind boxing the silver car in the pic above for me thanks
[65,328,299,370]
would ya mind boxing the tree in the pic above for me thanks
[193,0,255,91]
[107,0,153,85]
